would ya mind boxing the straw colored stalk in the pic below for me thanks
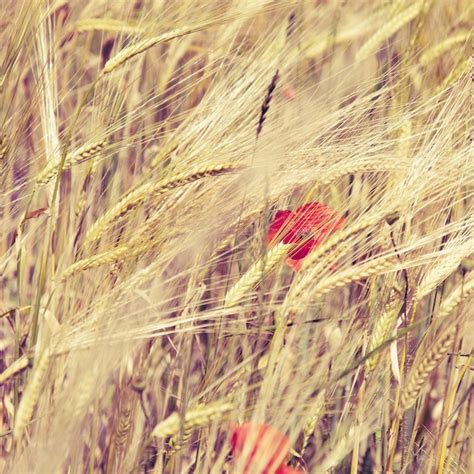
[102,21,219,74]
[400,326,456,411]
[84,163,243,246]
[356,0,425,61]
[366,298,403,372]
[36,139,107,186]
[0,354,30,385]
[224,243,289,308]
[151,399,233,438]
[13,348,52,443]
[434,271,474,320]
[298,256,397,307]
[419,30,471,66]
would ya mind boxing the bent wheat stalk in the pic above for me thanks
[13,348,52,444]
[400,326,456,411]
[84,163,243,246]
[356,0,425,61]
[103,21,219,74]
[36,139,107,186]
[151,399,233,438]
[224,243,289,308]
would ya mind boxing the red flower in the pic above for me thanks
[230,423,303,474]
[267,202,344,271]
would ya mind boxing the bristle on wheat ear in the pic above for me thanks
[224,243,290,308]
[84,163,244,246]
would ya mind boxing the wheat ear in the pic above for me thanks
[400,327,455,411]
[256,69,279,137]
[224,243,289,308]
[151,399,233,438]
[299,210,398,273]
[356,0,425,61]
[103,22,217,74]
[60,245,131,281]
[0,354,30,385]
[115,395,134,456]
[75,18,145,34]
[36,139,107,186]
[437,57,470,93]
[84,163,242,245]
[419,30,471,66]
[366,298,403,372]
[13,348,52,443]
[0,133,7,161]
[301,389,326,458]
[303,256,397,303]
[435,271,474,320]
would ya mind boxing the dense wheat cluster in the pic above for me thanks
[0,0,472,473]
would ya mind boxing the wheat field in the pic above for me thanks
[0,0,472,473]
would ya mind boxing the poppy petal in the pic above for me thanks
[276,466,304,474]
[286,258,302,272]
[267,210,294,244]
[230,422,290,473]
[288,239,317,260]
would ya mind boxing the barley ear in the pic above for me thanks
[13,348,52,444]
[224,243,289,308]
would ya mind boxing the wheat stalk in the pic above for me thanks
[103,21,217,74]
[419,30,471,66]
[84,163,243,246]
[36,139,107,186]
[437,57,471,93]
[300,211,398,273]
[151,399,233,438]
[0,133,7,161]
[13,348,52,443]
[60,245,131,281]
[115,395,134,456]
[75,18,145,34]
[256,69,279,137]
[0,354,30,385]
[300,389,326,458]
[224,243,289,308]
[356,0,425,61]
[305,256,397,302]
[400,327,455,411]
[435,271,474,320]
[366,298,403,372]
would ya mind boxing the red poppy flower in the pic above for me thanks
[267,202,344,271]
[230,422,303,473]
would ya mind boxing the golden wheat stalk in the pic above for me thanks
[103,21,218,74]
[60,245,131,281]
[13,348,52,443]
[419,30,471,66]
[0,354,30,385]
[300,211,398,273]
[415,253,473,303]
[307,256,397,302]
[75,18,145,34]
[285,212,398,312]
[0,133,7,161]
[366,298,403,372]
[301,389,326,458]
[84,163,243,246]
[356,0,425,61]
[224,243,289,308]
[151,399,233,439]
[435,271,474,320]
[36,139,107,186]
[115,396,134,455]
[400,326,455,411]
[437,57,471,93]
